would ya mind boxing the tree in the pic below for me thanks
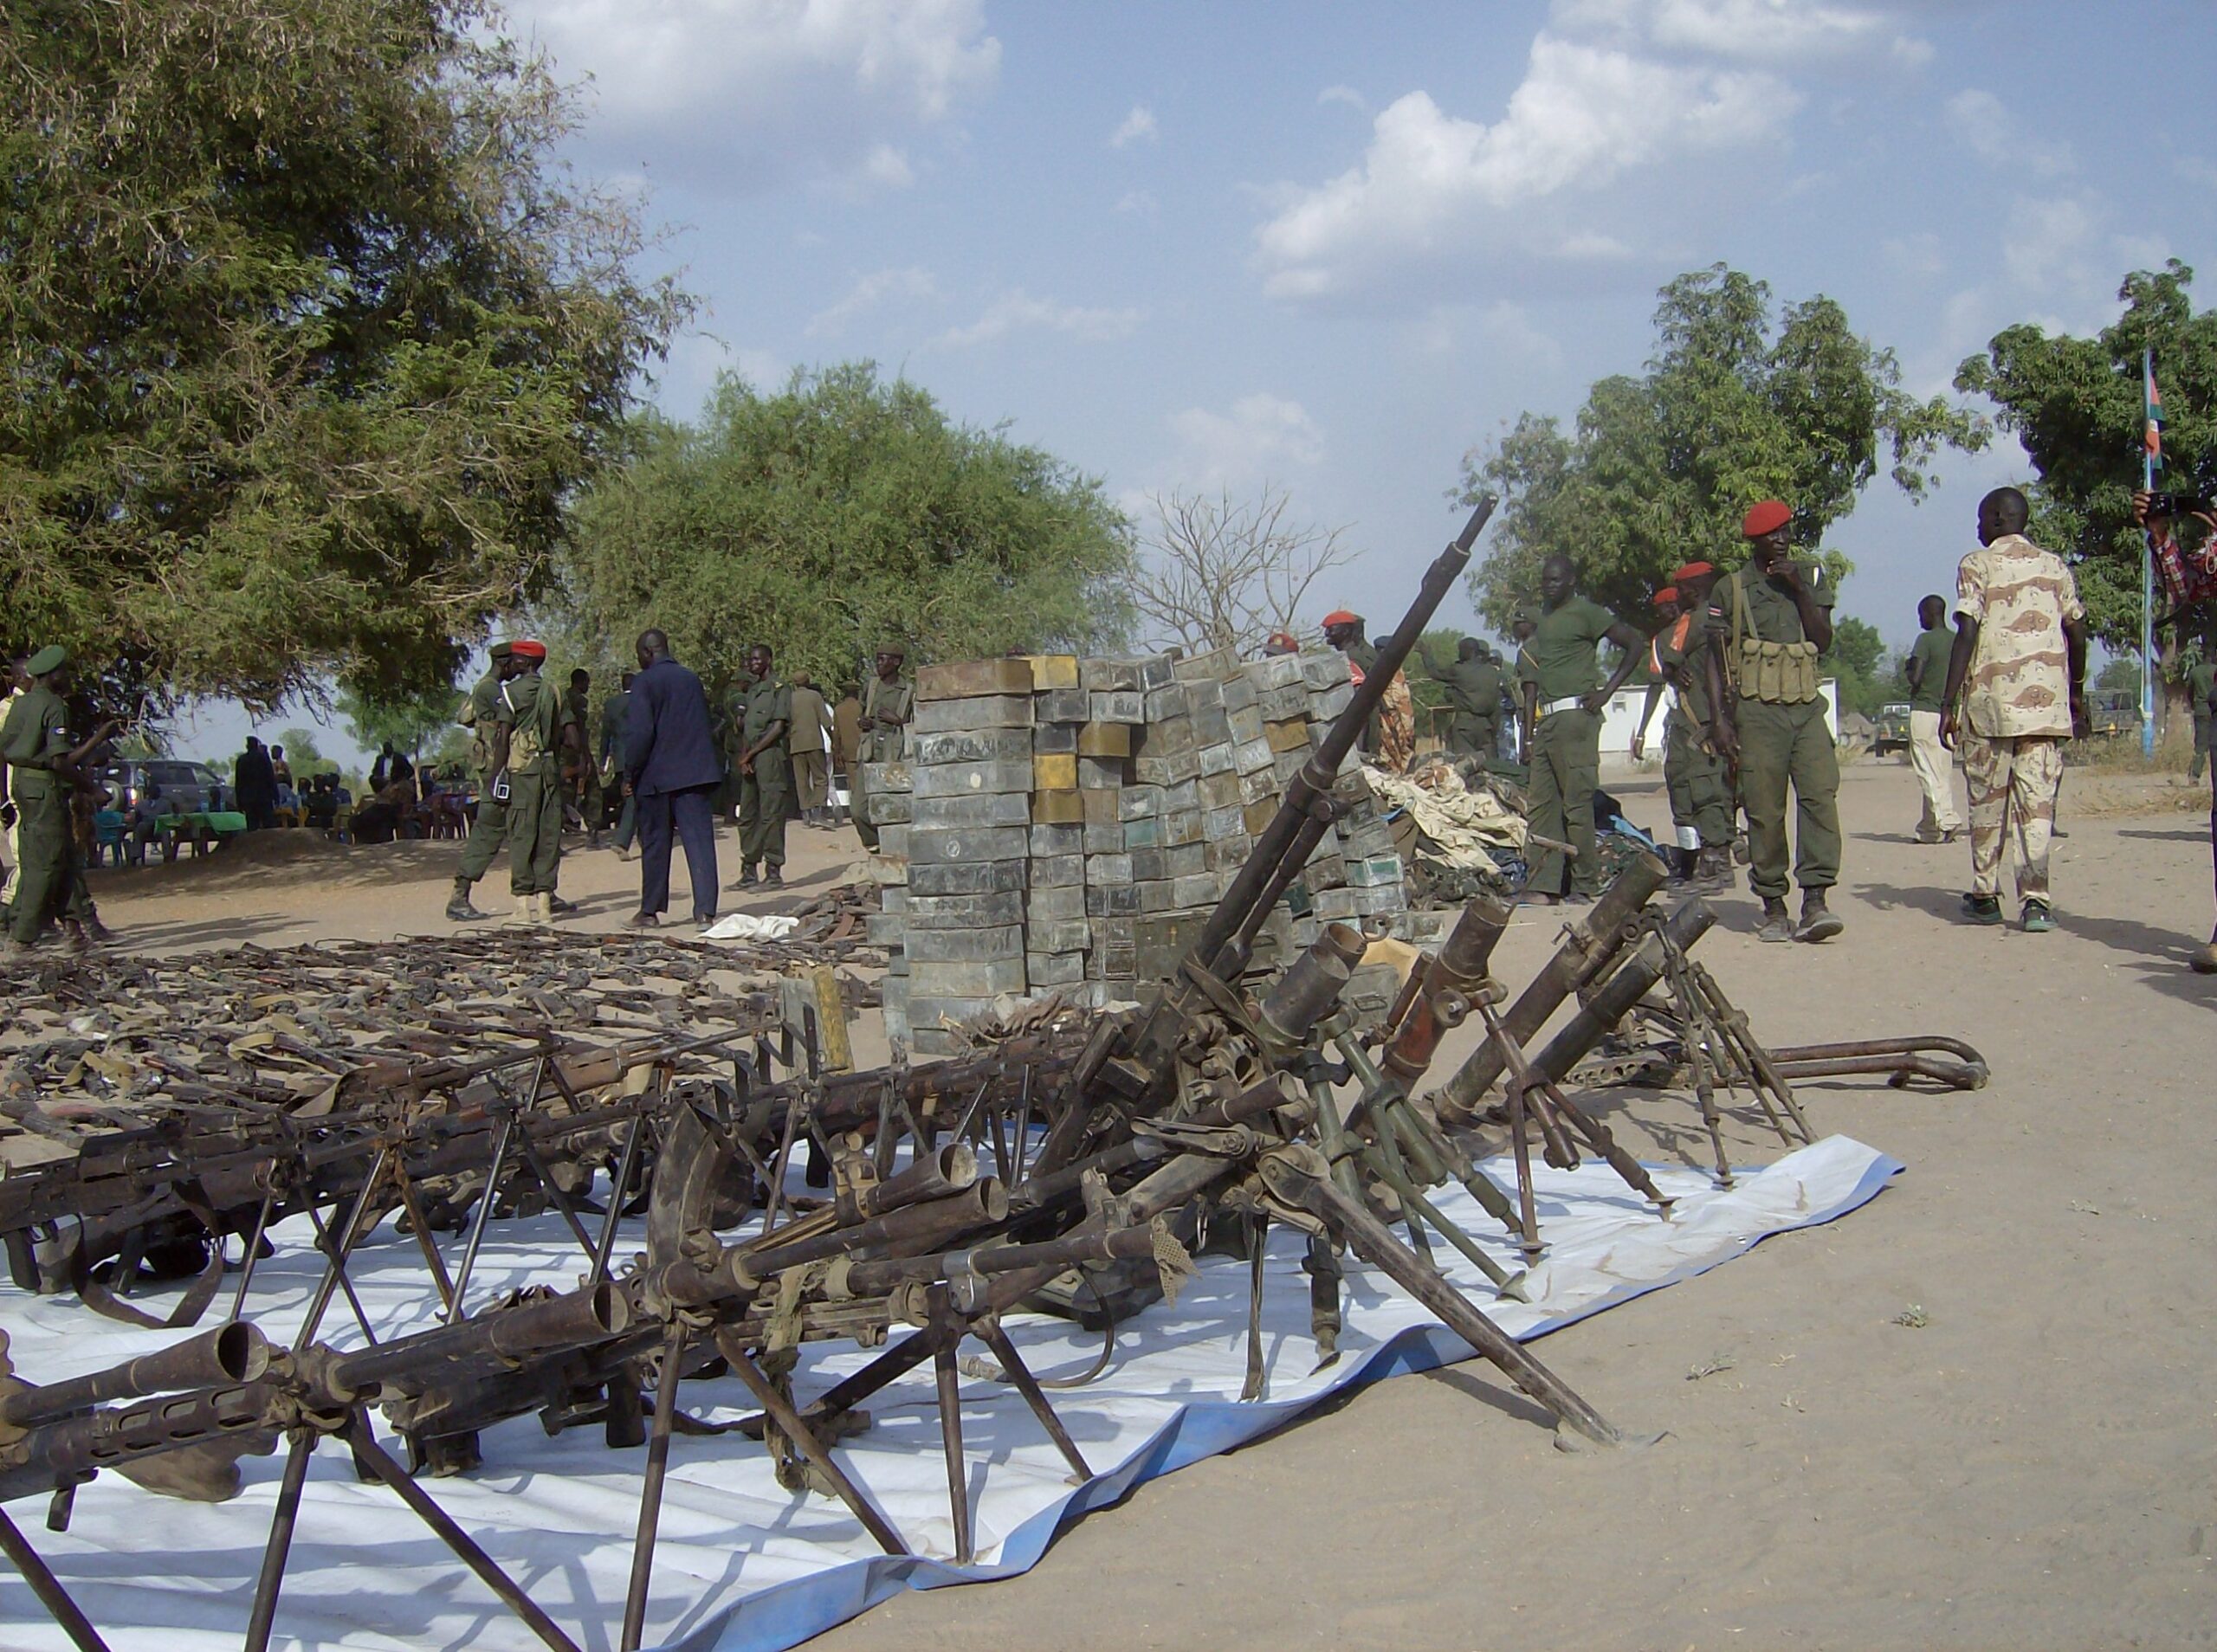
[0,0,685,712]
[1456,265,1987,629]
[1823,616,1891,718]
[275,728,342,781]
[559,365,1136,695]
[338,684,460,763]
[1127,486,1353,655]
[2096,654,2143,696]
[1955,260,2217,655]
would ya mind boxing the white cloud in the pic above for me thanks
[1318,84,1368,112]
[805,266,938,336]
[933,290,1146,349]
[1946,88,2075,180]
[1553,0,1909,65]
[1165,394,1324,488]
[2001,194,2096,291]
[1254,35,1788,301]
[1115,190,1160,217]
[509,0,999,192]
[1110,106,1158,148]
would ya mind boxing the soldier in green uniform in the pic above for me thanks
[1419,635,1507,759]
[1322,610,1382,755]
[2188,645,2215,784]
[853,645,912,852]
[448,641,519,921]
[734,643,792,888]
[488,639,578,925]
[1706,500,1844,943]
[563,668,604,848]
[1631,562,1733,889]
[1,648,118,955]
[1516,557,1646,903]
[731,656,766,829]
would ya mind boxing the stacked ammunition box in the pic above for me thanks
[875,647,1408,1055]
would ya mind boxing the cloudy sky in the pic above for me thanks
[197,0,2210,761]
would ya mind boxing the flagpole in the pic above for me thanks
[2143,345,2156,759]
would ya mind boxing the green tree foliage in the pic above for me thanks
[1457,265,1987,629]
[1822,615,1892,717]
[338,684,459,761]
[274,728,341,781]
[1955,260,2216,652]
[0,0,685,710]
[559,365,1137,696]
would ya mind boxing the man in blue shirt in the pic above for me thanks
[624,629,723,927]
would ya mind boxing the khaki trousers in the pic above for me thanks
[1908,710,1964,836]
[1962,731,2065,902]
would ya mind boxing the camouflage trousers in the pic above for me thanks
[1962,731,2065,901]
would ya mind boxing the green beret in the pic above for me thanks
[874,642,907,658]
[489,641,514,660]
[26,645,67,676]
[1510,606,1535,627]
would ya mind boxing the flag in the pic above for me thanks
[2144,353,2163,471]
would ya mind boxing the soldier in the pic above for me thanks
[1,648,119,955]
[1905,594,1966,842]
[564,668,604,849]
[734,643,792,888]
[853,645,913,852]
[1706,500,1844,943]
[446,640,518,921]
[2187,644,2215,784]
[1515,556,1647,904]
[488,639,578,926]
[787,671,834,826]
[1938,486,2087,933]
[1418,636,1507,760]
[1322,610,1384,756]
[0,652,24,907]
[601,669,637,860]
[1632,563,1733,889]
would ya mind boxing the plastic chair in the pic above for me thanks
[93,810,127,868]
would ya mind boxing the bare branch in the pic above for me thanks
[1124,483,1355,655]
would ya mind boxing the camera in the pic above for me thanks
[2145,491,2213,518]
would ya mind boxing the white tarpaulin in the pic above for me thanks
[0,1136,1900,1652]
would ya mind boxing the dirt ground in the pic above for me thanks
[62,758,2217,1651]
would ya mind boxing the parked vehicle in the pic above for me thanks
[99,758,229,814]
[1871,702,1911,757]
[2086,689,2142,739]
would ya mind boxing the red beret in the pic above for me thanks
[1671,560,1715,584]
[508,639,548,661]
[1742,500,1792,539]
[1652,587,1679,608]
[1321,610,1360,628]
[1264,630,1301,655]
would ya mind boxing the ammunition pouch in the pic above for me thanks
[1735,638,1820,704]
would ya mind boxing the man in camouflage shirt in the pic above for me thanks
[1939,487,2087,932]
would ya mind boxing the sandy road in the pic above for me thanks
[68,759,2217,1651]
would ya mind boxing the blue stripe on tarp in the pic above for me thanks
[668,1150,1904,1652]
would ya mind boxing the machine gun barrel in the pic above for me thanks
[328,1282,634,1396]
[0,1323,270,1429]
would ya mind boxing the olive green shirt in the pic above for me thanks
[1907,628,1952,713]
[2189,657,2217,718]
[860,673,913,763]
[0,685,69,797]
[1516,595,1616,702]
[598,690,631,766]
[741,676,792,767]
[1706,560,1834,648]
[1425,653,1506,721]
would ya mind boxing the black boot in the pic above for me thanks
[446,875,484,922]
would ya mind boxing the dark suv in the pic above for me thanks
[100,758,229,814]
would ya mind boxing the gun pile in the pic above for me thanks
[0,502,1988,1652]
